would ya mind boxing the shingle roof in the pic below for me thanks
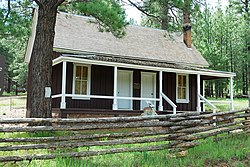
[54,12,209,67]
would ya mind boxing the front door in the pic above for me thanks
[141,72,156,110]
[117,70,133,110]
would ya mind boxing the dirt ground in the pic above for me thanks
[0,107,26,118]
[0,96,26,118]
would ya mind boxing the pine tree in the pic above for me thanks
[28,0,127,118]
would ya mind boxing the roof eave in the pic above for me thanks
[53,54,236,78]
[53,47,210,68]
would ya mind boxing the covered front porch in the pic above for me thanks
[51,55,235,118]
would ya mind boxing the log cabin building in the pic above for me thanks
[25,11,235,118]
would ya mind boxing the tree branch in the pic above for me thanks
[170,7,180,25]
[33,0,43,8]
[4,0,11,22]
[126,0,161,21]
[53,0,66,8]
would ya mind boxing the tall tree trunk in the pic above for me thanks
[15,82,18,96]
[211,81,214,97]
[7,77,11,93]
[242,70,245,95]
[245,63,248,94]
[28,0,64,118]
[230,40,233,72]
[206,81,210,97]
[215,81,218,99]
[161,3,169,30]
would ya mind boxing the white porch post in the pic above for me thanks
[60,61,67,109]
[158,71,163,111]
[202,80,205,112]
[197,74,201,112]
[113,66,118,110]
[230,76,234,111]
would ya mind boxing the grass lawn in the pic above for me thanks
[205,98,248,112]
[1,133,249,167]
[0,94,26,108]
[2,91,27,96]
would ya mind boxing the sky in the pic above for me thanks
[125,0,229,24]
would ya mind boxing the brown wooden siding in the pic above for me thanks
[162,73,198,111]
[133,69,141,110]
[52,63,200,111]
[51,63,62,108]
[52,63,114,109]
[162,72,175,110]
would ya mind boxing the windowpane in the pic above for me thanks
[178,75,182,86]
[76,66,82,79]
[178,75,187,87]
[181,88,186,99]
[178,87,182,99]
[182,76,186,86]
[81,66,88,80]
[177,74,188,101]
[75,81,81,94]
[74,65,89,95]
[81,81,87,94]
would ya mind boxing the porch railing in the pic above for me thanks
[52,93,178,115]
[52,94,161,110]
[204,100,232,112]
[199,94,216,114]
[161,92,177,115]
[199,94,217,125]
[52,94,161,101]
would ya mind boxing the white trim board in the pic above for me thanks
[52,56,236,78]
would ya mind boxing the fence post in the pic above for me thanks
[9,97,12,111]
[230,77,234,111]
[213,108,216,126]
[248,92,250,108]
[244,108,250,133]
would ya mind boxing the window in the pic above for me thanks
[72,64,91,98]
[176,74,189,103]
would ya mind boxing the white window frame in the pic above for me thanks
[72,64,91,100]
[176,74,189,103]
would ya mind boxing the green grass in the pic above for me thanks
[2,91,27,96]
[205,98,248,112]
[1,133,249,167]
[0,96,26,107]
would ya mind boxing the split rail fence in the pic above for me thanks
[0,108,249,163]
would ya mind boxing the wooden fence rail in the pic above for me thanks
[0,108,249,163]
